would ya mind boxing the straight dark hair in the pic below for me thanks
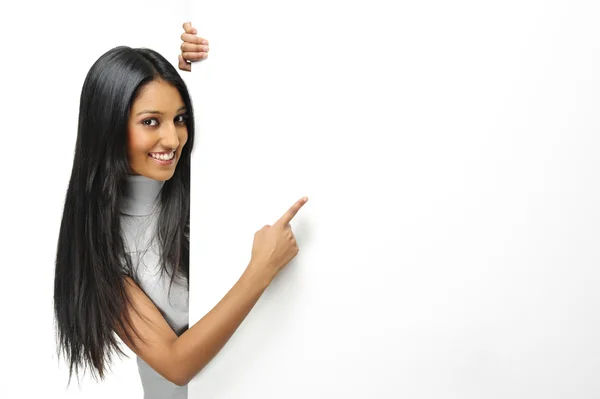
[53,45,195,385]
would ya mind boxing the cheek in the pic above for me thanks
[178,129,189,148]
[128,127,153,159]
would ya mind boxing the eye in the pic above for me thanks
[176,114,189,124]
[141,114,188,127]
[142,118,159,127]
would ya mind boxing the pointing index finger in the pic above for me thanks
[275,197,308,227]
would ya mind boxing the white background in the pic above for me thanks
[2,1,600,398]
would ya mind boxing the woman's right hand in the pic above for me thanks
[249,197,309,282]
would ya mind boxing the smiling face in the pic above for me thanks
[127,79,189,181]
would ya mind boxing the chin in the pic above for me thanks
[129,157,181,181]
[151,170,177,182]
[130,167,177,182]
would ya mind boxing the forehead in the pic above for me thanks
[131,80,185,110]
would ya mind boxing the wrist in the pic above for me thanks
[243,260,274,289]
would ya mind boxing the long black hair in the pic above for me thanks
[53,45,195,385]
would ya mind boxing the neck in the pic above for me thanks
[121,174,164,216]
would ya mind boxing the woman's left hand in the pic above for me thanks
[178,22,209,72]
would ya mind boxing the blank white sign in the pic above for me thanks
[188,1,600,398]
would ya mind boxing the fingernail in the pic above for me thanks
[204,46,209,51]
[202,39,208,44]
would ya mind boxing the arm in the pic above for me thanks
[116,197,308,386]
[117,263,270,386]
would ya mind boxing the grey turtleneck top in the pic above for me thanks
[120,174,189,399]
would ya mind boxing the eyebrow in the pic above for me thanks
[136,105,187,116]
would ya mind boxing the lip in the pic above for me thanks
[148,151,176,166]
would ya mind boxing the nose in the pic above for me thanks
[160,121,180,149]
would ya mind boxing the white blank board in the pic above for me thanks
[188,1,600,398]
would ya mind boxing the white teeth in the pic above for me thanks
[150,151,175,161]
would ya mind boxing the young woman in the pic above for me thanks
[53,22,308,399]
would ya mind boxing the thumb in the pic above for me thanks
[178,54,191,72]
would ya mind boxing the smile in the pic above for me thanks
[149,150,176,164]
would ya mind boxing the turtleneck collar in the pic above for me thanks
[120,174,164,216]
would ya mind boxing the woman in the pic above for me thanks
[53,21,308,399]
